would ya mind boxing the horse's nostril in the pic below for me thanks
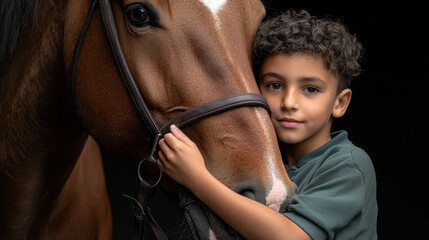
[239,190,256,200]
[234,179,265,204]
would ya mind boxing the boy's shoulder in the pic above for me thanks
[295,130,375,180]
[325,130,375,178]
[326,131,370,161]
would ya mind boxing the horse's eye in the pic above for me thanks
[126,4,157,27]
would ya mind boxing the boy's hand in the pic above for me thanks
[158,125,209,189]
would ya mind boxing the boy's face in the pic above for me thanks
[259,53,350,150]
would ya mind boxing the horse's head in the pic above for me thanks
[64,0,296,237]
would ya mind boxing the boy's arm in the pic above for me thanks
[158,125,310,240]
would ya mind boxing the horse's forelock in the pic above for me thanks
[0,0,37,88]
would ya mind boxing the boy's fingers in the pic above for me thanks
[162,133,181,150]
[170,124,192,145]
[158,138,172,156]
[158,140,175,167]
[157,151,166,169]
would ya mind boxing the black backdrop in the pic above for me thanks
[102,1,429,239]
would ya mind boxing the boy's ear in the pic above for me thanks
[333,88,352,118]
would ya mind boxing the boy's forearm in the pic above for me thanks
[190,173,310,240]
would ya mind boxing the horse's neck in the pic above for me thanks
[0,1,91,237]
[39,137,112,239]
[0,0,83,157]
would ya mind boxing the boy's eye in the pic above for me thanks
[267,82,283,90]
[302,86,319,94]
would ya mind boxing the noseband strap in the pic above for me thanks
[159,93,271,136]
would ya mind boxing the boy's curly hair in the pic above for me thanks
[252,9,363,92]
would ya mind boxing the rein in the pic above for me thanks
[69,0,271,239]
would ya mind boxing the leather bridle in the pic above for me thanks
[69,0,270,239]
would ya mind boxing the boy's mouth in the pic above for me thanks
[278,118,302,128]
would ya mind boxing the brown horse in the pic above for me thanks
[0,0,296,239]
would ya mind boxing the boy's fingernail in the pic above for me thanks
[170,124,183,139]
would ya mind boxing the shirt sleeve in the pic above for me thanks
[284,149,366,240]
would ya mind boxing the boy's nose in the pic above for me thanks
[281,89,298,110]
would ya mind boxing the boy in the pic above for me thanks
[158,9,377,239]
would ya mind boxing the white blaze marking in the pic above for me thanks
[199,0,227,29]
[266,176,288,212]
[253,110,288,211]
[198,0,288,214]
[199,0,227,15]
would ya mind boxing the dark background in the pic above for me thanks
[103,1,429,239]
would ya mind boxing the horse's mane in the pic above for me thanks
[0,0,37,88]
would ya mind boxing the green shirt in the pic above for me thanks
[283,131,378,240]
